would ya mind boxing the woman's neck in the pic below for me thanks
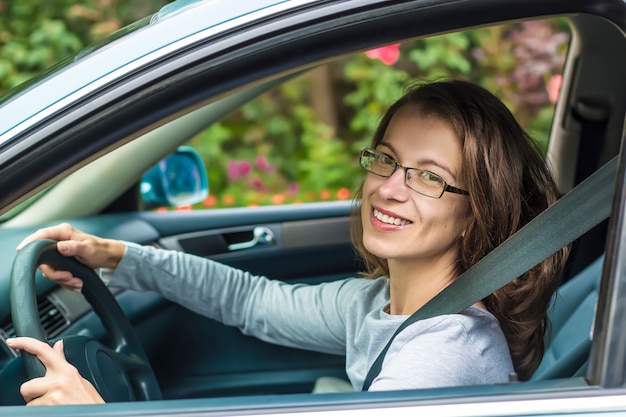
[387,257,459,316]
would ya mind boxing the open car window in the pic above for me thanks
[152,19,570,211]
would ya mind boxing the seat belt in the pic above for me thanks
[362,155,618,391]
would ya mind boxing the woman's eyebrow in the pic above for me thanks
[376,141,398,157]
[377,141,458,181]
[415,158,457,181]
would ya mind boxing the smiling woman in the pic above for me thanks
[8,79,567,404]
[0,0,624,416]
[353,80,569,382]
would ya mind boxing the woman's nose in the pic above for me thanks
[377,168,410,201]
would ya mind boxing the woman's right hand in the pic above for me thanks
[6,337,105,405]
[16,223,126,292]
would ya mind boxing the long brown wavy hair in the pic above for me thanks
[351,79,570,381]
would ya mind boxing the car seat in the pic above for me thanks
[531,255,604,381]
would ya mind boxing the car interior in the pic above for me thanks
[0,0,624,414]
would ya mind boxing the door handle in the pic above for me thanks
[227,227,275,251]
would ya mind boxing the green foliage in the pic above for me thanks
[188,76,359,209]
[344,54,408,141]
[408,32,473,76]
[0,0,170,95]
[184,20,569,210]
[0,0,82,92]
[0,3,570,210]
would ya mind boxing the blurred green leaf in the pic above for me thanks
[0,3,569,210]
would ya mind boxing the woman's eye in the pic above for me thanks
[420,171,444,184]
[379,155,395,166]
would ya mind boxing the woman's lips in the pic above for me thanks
[372,207,412,227]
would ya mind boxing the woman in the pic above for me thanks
[8,79,568,405]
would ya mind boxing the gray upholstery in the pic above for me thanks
[531,256,603,381]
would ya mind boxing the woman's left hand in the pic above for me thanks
[5,337,105,405]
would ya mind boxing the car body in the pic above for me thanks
[0,0,625,416]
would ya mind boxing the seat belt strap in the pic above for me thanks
[362,156,617,391]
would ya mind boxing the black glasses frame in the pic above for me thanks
[359,148,469,198]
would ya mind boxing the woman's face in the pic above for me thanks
[361,105,471,270]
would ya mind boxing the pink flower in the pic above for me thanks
[227,160,252,181]
[546,74,562,104]
[255,155,270,171]
[239,161,251,177]
[255,155,276,173]
[287,182,300,195]
[227,161,239,180]
[249,178,264,190]
[364,44,400,65]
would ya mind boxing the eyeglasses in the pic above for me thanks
[359,148,469,199]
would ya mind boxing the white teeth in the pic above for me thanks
[373,209,410,226]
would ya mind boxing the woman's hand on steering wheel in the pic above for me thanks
[5,337,105,405]
[16,223,126,292]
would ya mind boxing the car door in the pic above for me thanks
[135,203,359,398]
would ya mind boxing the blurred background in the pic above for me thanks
[0,0,569,209]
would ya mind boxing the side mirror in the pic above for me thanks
[140,146,209,208]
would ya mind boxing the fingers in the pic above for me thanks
[22,374,105,405]
[17,223,126,271]
[16,223,87,290]
[5,337,65,372]
[56,239,86,258]
[53,276,83,293]
[5,337,60,404]
[15,223,125,293]
[17,223,95,266]
[20,368,70,405]
[39,265,83,292]
[16,223,78,251]
[20,377,49,404]
[53,339,64,355]
[7,338,105,405]
[39,264,73,280]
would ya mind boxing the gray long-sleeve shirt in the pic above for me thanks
[107,242,514,391]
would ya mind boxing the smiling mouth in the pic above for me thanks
[373,208,412,226]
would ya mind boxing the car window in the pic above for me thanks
[157,19,570,211]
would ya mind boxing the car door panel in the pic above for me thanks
[146,209,358,397]
[158,217,356,280]
[49,202,360,399]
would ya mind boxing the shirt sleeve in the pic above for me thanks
[106,242,366,355]
[368,314,513,391]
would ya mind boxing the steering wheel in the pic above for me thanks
[9,239,162,402]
